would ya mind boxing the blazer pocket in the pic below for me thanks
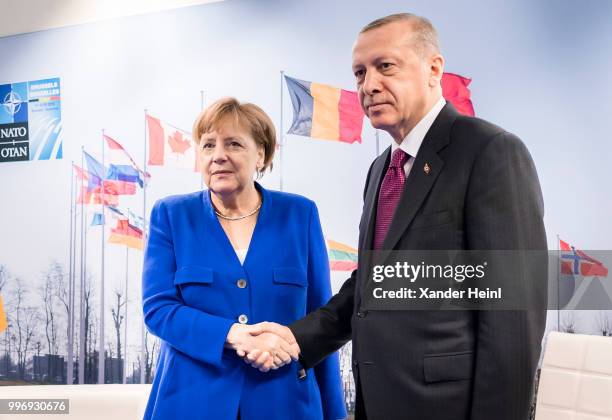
[410,210,452,230]
[423,351,474,383]
[273,267,307,287]
[173,266,214,286]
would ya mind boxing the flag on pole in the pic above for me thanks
[560,239,608,277]
[91,213,105,226]
[441,72,475,117]
[106,206,127,220]
[104,135,150,185]
[82,151,140,195]
[128,210,145,230]
[83,151,106,190]
[108,220,144,250]
[106,165,142,191]
[0,294,8,333]
[284,75,364,143]
[76,186,119,206]
[327,238,358,271]
[73,164,90,181]
[146,114,198,171]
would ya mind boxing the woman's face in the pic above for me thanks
[199,121,264,198]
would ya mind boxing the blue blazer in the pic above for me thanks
[142,183,347,420]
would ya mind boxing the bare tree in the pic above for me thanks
[54,261,73,382]
[0,264,7,292]
[82,274,97,383]
[40,262,64,355]
[111,290,125,364]
[595,311,612,336]
[11,279,39,379]
[560,311,577,334]
[144,330,158,383]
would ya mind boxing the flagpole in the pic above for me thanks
[71,164,78,383]
[79,147,85,384]
[67,162,75,384]
[99,130,106,384]
[200,91,204,191]
[375,130,380,157]
[123,242,129,384]
[279,70,285,192]
[557,234,561,331]
[141,110,148,384]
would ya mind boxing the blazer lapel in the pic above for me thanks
[381,103,457,251]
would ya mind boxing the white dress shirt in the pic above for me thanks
[390,97,446,177]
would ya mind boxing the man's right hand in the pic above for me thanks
[225,323,299,371]
[244,322,301,371]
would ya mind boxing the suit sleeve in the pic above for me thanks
[288,159,378,370]
[142,199,235,368]
[465,132,547,420]
[305,203,348,420]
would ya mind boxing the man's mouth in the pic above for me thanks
[367,103,389,112]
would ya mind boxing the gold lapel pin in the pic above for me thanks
[424,163,431,174]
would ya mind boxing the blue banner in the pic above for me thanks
[0,77,62,163]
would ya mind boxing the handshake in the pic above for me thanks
[225,322,301,372]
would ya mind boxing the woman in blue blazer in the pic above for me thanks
[142,97,346,420]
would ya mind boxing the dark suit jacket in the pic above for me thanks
[290,103,547,420]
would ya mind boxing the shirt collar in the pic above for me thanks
[391,97,446,158]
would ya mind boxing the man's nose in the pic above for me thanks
[362,70,382,96]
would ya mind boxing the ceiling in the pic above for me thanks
[0,0,226,38]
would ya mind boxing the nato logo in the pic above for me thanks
[0,83,28,124]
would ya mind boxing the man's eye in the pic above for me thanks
[380,62,393,70]
[354,69,364,78]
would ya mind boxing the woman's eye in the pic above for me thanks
[201,143,214,150]
[229,141,242,148]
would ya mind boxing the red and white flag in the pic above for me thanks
[146,114,199,171]
[560,239,608,277]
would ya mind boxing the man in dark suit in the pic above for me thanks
[248,13,547,420]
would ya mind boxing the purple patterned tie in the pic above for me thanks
[374,148,409,250]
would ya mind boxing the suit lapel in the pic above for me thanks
[360,148,391,252]
[380,103,458,251]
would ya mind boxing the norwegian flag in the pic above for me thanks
[560,239,608,277]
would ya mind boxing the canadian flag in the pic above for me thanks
[146,114,199,172]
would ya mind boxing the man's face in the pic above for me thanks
[352,21,433,142]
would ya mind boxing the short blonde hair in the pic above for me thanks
[193,97,276,175]
[360,13,440,58]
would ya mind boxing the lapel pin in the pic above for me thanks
[424,163,431,175]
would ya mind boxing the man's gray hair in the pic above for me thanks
[360,13,440,57]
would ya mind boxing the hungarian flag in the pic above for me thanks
[0,293,7,333]
[327,238,358,271]
[560,239,608,277]
[285,75,364,143]
[441,72,475,117]
[108,219,144,250]
[146,114,198,171]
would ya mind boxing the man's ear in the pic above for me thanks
[429,54,445,87]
